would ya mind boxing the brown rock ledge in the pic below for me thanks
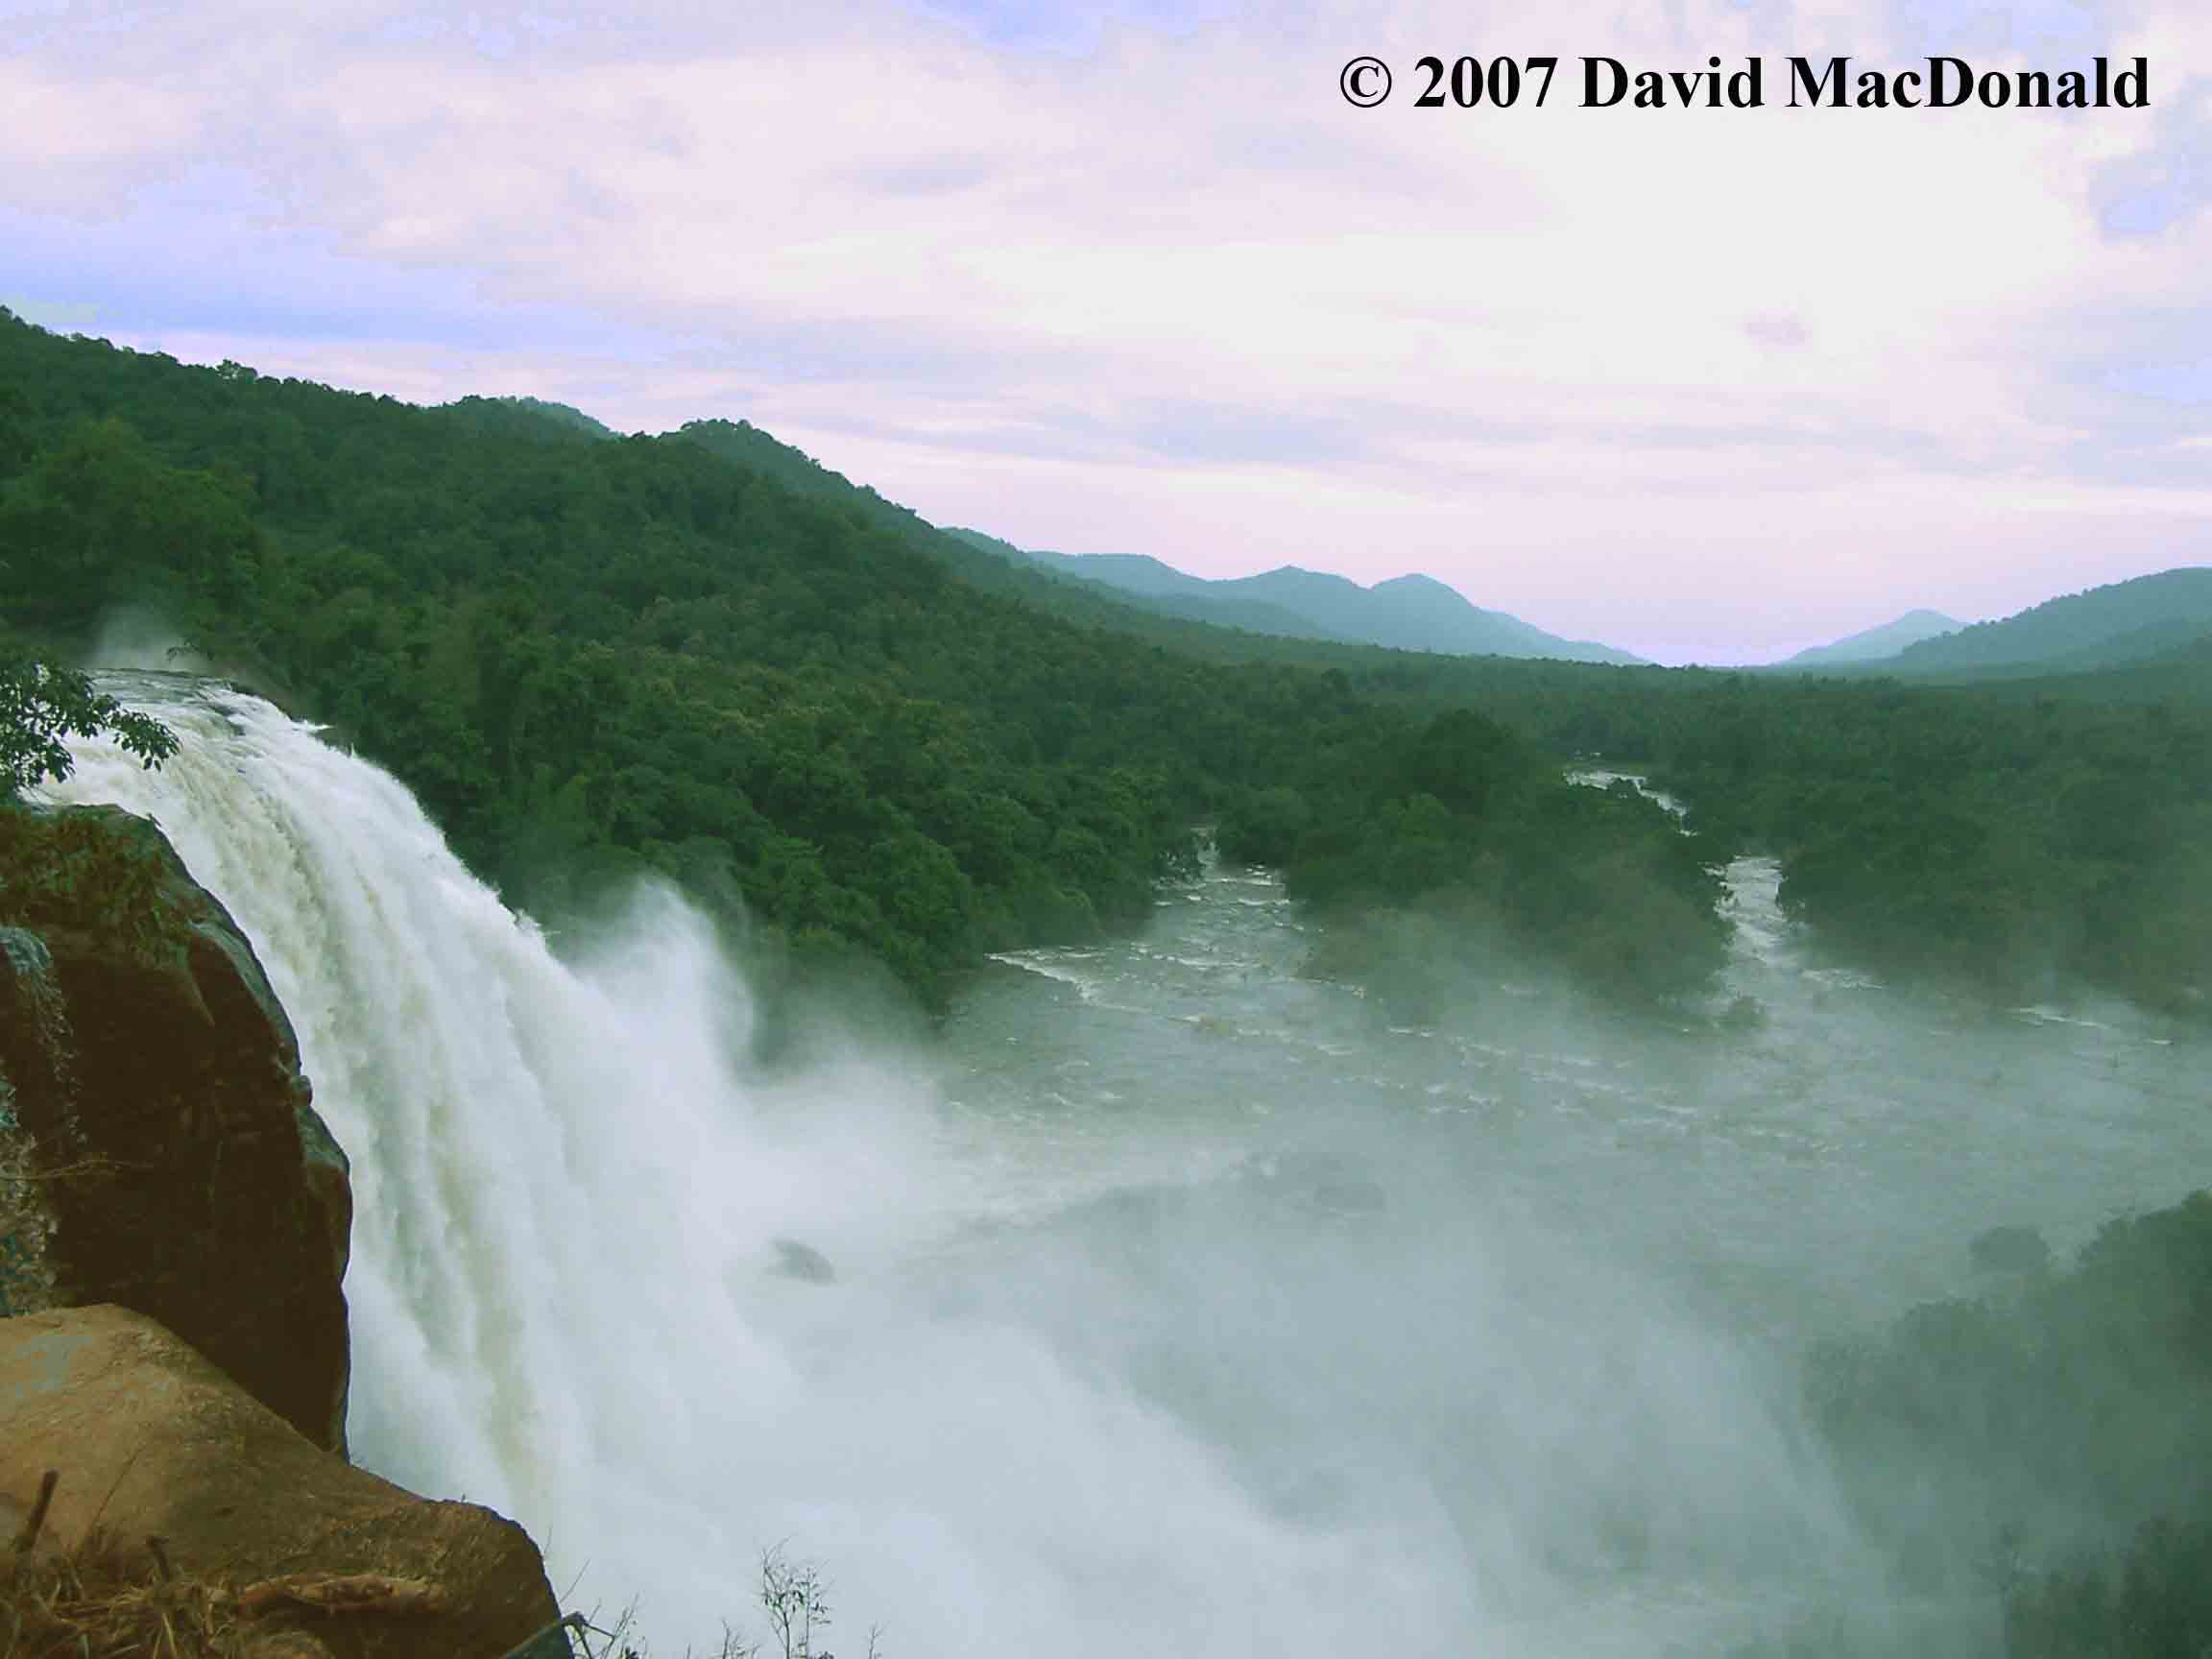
[0,1304,560,1659]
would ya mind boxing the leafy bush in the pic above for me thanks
[2004,1499,2212,1659]
[1804,1192,2212,1638]
[0,661,175,800]
[0,806,191,962]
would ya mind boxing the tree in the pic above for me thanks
[0,661,178,798]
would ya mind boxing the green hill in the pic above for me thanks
[1780,608,1960,666]
[0,311,1723,1010]
[4,310,2205,1018]
[440,396,620,442]
[1890,568,2212,675]
[1968,632,2212,707]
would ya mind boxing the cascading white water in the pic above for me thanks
[48,676,2205,1657]
[44,681,1559,1652]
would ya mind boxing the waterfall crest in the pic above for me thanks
[46,683,870,1633]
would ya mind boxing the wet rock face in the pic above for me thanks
[0,805,351,1453]
[0,1306,560,1659]
[0,926,65,1317]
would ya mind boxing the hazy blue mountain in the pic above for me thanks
[1890,567,2212,675]
[948,531,1347,639]
[954,535,1645,665]
[1021,549,1213,599]
[1783,609,1960,667]
[1353,572,1627,658]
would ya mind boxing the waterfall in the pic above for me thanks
[45,679,1551,1656]
[45,667,2210,1659]
[44,682,916,1637]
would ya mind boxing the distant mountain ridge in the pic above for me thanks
[663,422,1313,644]
[1891,567,2212,675]
[947,532,1361,641]
[458,404,1641,664]
[952,531,1645,665]
[1783,609,1960,666]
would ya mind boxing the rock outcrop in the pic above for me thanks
[0,804,351,1451]
[0,1304,561,1659]
[1,803,565,1657]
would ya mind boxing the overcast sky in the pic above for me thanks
[5,0,2209,661]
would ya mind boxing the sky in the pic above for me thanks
[3,0,2209,662]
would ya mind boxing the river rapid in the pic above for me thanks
[45,678,2207,1658]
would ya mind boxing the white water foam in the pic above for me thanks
[61,681,2183,1656]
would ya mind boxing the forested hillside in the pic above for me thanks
[0,313,1714,1008]
[1889,567,2212,675]
[1781,608,1960,666]
[1324,655,2212,1015]
[4,312,2206,1020]
[1809,1191,2212,1656]
[661,418,1357,650]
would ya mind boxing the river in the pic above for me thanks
[44,678,2207,1658]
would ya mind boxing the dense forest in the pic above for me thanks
[1884,567,2212,677]
[1,311,2206,1020]
[1245,650,2212,1017]
[1805,1190,2212,1656]
[0,313,1710,1008]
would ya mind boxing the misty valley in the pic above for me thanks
[3,313,2209,1658]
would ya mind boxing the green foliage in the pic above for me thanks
[1345,658,2212,1014]
[0,661,179,798]
[1988,1198,2212,1656]
[2005,1499,2212,1658]
[0,315,1734,1007]
[0,805,192,959]
[16,314,2192,1013]
[1887,567,2212,676]
[1222,715,1730,1007]
[442,395,620,444]
[1805,1192,2212,1626]
[0,419,263,629]
[1655,681,2212,1011]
